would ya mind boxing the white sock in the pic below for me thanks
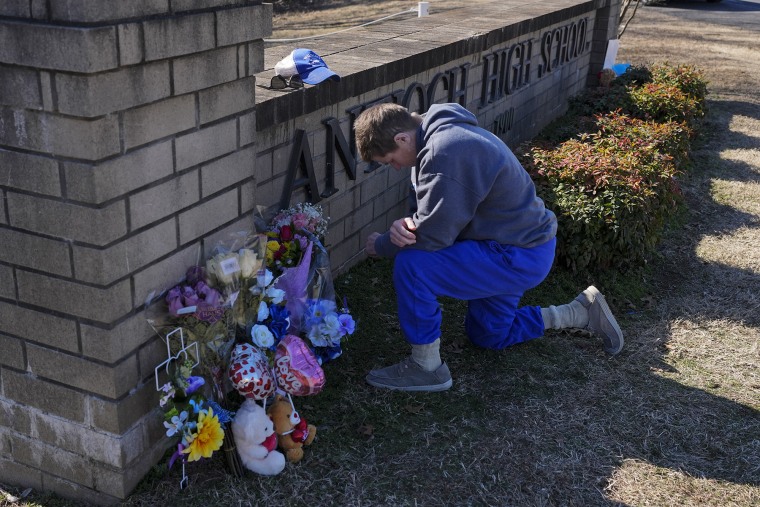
[411,338,442,371]
[541,300,589,330]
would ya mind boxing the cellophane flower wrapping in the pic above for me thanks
[257,203,356,365]
[146,231,272,399]
[147,230,269,477]
[146,266,233,405]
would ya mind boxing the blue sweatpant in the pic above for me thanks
[392,238,556,349]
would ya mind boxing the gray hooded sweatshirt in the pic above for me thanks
[374,103,556,258]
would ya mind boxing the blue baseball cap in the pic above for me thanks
[274,48,340,85]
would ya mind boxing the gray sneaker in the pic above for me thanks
[575,286,624,355]
[366,357,453,392]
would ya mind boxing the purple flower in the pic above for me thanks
[168,443,185,469]
[168,297,184,317]
[338,313,356,336]
[195,281,222,307]
[166,287,183,316]
[185,266,205,286]
[167,286,182,301]
[181,286,199,307]
[295,234,309,250]
[184,376,205,396]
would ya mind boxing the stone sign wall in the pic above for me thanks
[0,0,619,503]
[254,0,619,274]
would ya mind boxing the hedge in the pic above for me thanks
[520,63,707,272]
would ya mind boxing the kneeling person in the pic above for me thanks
[354,102,623,392]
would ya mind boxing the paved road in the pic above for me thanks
[646,0,760,30]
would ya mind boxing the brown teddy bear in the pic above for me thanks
[266,394,316,463]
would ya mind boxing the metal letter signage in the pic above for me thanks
[280,129,321,210]
[538,18,588,78]
[322,117,357,199]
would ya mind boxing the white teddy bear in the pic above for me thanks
[231,399,286,476]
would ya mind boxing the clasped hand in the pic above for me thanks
[366,217,417,257]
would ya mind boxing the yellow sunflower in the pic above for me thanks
[183,408,224,462]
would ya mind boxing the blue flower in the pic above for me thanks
[163,411,189,437]
[189,398,204,414]
[314,344,342,365]
[304,299,337,328]
[338,313,356,336]
[206,401,234,425]
[268,304,291,340]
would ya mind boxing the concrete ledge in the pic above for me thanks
[0,0,265,25]
[254,0,601,130]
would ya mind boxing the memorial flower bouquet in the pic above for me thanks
[265,202,329,276]
[246,267,291,357]
[159,359,228,466]
[146,265,233,400]
[303,298,356,364]
[258,202,356,364]
[148,207,357,480]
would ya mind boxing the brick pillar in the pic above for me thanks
[588,0,622,84]
[0,1,271,503]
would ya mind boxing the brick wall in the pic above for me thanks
[0,1,271,504]
[0,0,619,503]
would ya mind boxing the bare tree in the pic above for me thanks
[618,0,643,38]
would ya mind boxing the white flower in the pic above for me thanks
[251,324,275,348]
[207,253,237,287]
[238,248,262,279]
[321,312,341,335]
[256,301,269,322]
[319,313,342,345]
[257,269,273,289]
[265,286,286,304]
[307,326,329,348]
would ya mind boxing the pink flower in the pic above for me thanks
[292,213,309,230]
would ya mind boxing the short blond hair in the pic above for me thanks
[354,103,419,161]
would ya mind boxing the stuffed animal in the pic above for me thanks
[231,399,286,476]
[599,67,617,87]
[266,394,316,463]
